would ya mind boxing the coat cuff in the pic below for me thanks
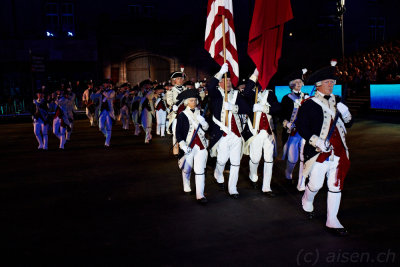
[309,135,319,147]
[214,72,223,81]
[201,122,209,131]
[249,74,258,83]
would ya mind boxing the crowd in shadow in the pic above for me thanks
[337,40,400,96]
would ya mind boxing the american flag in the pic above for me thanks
[204,0,239,86]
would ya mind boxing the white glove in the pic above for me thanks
[337,102,351,119]
[219,63,229,75]
[316,138,332,153]
[286,122,295,130]
[294,99,301,107]
[304,94,310,99]
[253,103,264,113]
[180,144,192,154]
[223,101,234,111]
[195,82,200,89]
[172,105,178,112]
[196,115,206,125]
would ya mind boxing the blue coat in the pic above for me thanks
[296,95,353,161]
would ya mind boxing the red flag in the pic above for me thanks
[248,0,293,89]
[205,0,239,86]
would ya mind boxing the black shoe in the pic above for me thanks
[304,210,315,219]
[184,191,192,196]
[215,181,225,191]
[263,191,276,198]
[285,179,293,185]
[326,227,349,237]
[230,193,239,199]
[197,197,208,205]
[250,181,258,189]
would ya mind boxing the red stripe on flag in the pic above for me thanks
[205,0,239,86]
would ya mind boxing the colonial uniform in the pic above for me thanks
[208,65,253,198]
[280,69,309,190]
[296,65,352,236]
[120,92,130,130]
[65,91,75,141]
[53,93,71,149]
[140,91,155,143]
[90,89,102,126]
[244,83,281,196]
[99,88,115,147]
[154,88,168,137]
[82,86,96,126]
[175,89,209,204]
[131,89,143,136]
[165,72,186,155]
[32,95,50,150]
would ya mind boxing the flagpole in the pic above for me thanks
[252,86,258,129]
[222,15,229,126]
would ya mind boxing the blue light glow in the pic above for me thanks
[275,85,342,102]
[67,32,74,37]
[46,31,54,37]
[370,84,400,110]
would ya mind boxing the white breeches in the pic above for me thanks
[132,110,141,135]
[33,119,48,149]
[99,111,112,146]
[86,107,98,126]
[248,130,274,192]
[181,145,208,199]
[66,118,73,140]
[120,106,130,130]
[302,155,343,228]
[172,119,177,145]
[156,109,167,136]
[53,117,66,149]
[214,133,242,195]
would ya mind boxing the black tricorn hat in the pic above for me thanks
[307,66,337,85]
[139,79,152,88]
[184,81,195,87]
[237,78,246,87]
[170,71,186,79]
[286,68,308,84]
[154,84,164,90]
[177,89,200,102]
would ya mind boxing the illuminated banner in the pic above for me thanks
[275,85,342,102]
[370,84,400,110]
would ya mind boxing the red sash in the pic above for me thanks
[317,122,350,190]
